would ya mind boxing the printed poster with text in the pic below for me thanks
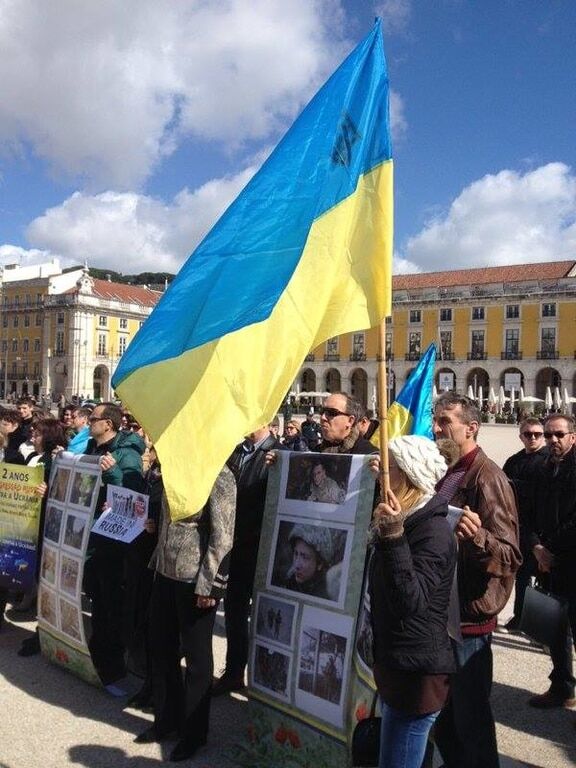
[0,462,43,591]
[37,451,102,687]
[234,451,378,768]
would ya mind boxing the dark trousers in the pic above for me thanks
[435,634,499,768]
[83,552,126,685]
[123,536,156,675]
[149,574,218,744]
[512,551,535,620]
[0,587,8,629]
[223,542,258,678]
[547,578,576,698]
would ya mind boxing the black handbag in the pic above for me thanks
[351,691,380,767]
[519,585,568,648]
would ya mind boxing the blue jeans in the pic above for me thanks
[378,699,439,768]
[435,633,499,768]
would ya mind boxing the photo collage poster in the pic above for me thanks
[239,451,376,768]
[37,451,102,686]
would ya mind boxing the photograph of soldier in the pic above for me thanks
[269,519,350,604]
[38,586,57,627]
[44,506,64,545]
[252,642,291,700]
[59,597,83,642]
[298,625,347,705]
[48,466,71,503]
[69,471,98,509]
[285,454,352,505]
[255,594,296,647]
[59,554,80,598]
[63,512,87,552]
[40,547,57,586]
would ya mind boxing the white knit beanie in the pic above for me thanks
[388,436,449,494]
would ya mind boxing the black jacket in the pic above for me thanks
[528,446,576,588]
[314,435,377,455]
[227,433,280,546]
[503,446,548,552]
[369,495,456,674]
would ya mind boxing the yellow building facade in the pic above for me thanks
[0,262,161,402]
[298,260,576,410]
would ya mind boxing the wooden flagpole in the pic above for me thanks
[377,317,390,500]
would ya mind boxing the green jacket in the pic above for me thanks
[85,430,144,557]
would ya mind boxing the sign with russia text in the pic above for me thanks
[91,485,149,543]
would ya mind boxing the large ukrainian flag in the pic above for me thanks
[113,20,393,519]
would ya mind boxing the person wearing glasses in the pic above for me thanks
[280,420,308,451]
[83,402,144,693]
[502,417,548,632]
[526,414,576,710]
[314,393,376,455]
[431,393,521,768]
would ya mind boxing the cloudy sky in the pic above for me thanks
[1,0,575,276]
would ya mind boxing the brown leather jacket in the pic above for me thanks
[449,448,521,625]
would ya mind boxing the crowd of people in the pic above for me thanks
[0,391,575,766]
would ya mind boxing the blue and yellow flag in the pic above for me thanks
[387,343,437,439]
[112,21,393,519]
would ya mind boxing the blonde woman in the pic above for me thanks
[369,436,457,768]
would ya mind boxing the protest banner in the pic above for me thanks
[38,452,102,686]
[0,462,44,591]
[234,451,376,768]
[91,484,149,543]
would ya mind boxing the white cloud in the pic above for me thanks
[404,163,576,272]
[390,91,407,141]
[376,0,412,35]
[0,0,348,188]
[0,244,50,266]
[24,166,257,274]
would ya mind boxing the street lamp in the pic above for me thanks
[2,341,8,402]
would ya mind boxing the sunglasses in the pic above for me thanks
[320,406,350,420]
[544,430,573,439]
[522,431,543,439]
[88,416,108,423]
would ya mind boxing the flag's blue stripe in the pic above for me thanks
[113,21,391,387]
[396,344,436,439]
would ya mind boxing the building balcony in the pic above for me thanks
[304,354,315,362]
[9,370,31,381]
[405,352,421,361]
[324,354,340,362]
[537,350,559,360]
[467,351,487,360]
[439,352,455,361]
[1,300,44,311]
[349,353,366,361]
[377,353,394,362]
[501,351,523,360]
[52,349,67,357]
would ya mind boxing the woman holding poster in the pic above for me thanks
[135,465,236,763]
[369,436,457,768]
[18,419,67,656]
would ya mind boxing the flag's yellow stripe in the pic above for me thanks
[117,161,393,519]
[387,401,414,440]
